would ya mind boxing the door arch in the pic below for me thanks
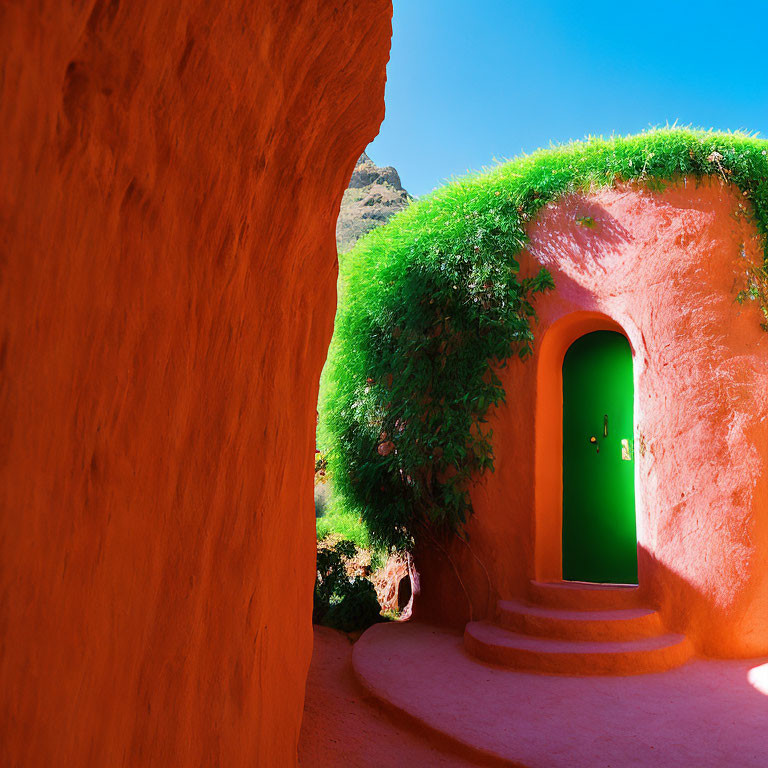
[533,312,641,584]
[561,331,637,584]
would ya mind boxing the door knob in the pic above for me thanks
[589,436,599,453]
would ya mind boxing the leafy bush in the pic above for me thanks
[319,128,768,552]
[313,538,385,632]
[320,578,383,633]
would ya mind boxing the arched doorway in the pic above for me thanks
[561,331,637,583]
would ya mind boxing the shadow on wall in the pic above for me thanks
[639,547,768,659]
[531,198,633,279]
[410,528,493,628]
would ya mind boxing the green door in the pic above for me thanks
[562,331,637,584]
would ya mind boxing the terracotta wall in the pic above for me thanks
[0,2,390,765]
[415,179,768,658]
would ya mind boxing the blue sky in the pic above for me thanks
[367,1,768,197]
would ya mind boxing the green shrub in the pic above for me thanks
[319,128,768,552]
[313,538,385,632]
[320,579,383,633]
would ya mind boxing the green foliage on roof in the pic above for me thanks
[318,128,768,552]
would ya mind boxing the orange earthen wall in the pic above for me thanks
[415,179,768,658]
[0,2,391,765]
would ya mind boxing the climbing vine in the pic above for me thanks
[318,128,768,552]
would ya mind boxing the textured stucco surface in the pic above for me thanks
[0,2,391,765]
[415,179,768,658]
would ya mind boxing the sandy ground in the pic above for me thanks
[298,625,479,767]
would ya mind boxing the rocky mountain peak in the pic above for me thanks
[336,152,411,252]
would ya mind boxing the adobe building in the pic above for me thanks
[414,175,768,670]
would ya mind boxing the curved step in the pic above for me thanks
[464,621,693,675]
[528,580,641,611]
[497,599,663,641]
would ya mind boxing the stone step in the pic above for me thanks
[497,599,663,642]
[528,580,641,611]
[464,621,693,675]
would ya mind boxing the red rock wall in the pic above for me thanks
[0,2,391,765]
[415,179,768,658]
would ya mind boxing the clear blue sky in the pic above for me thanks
[367,1,768,197]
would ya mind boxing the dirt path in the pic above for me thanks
[298,625,480,767]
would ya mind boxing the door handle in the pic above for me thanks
[604,414,608,438]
